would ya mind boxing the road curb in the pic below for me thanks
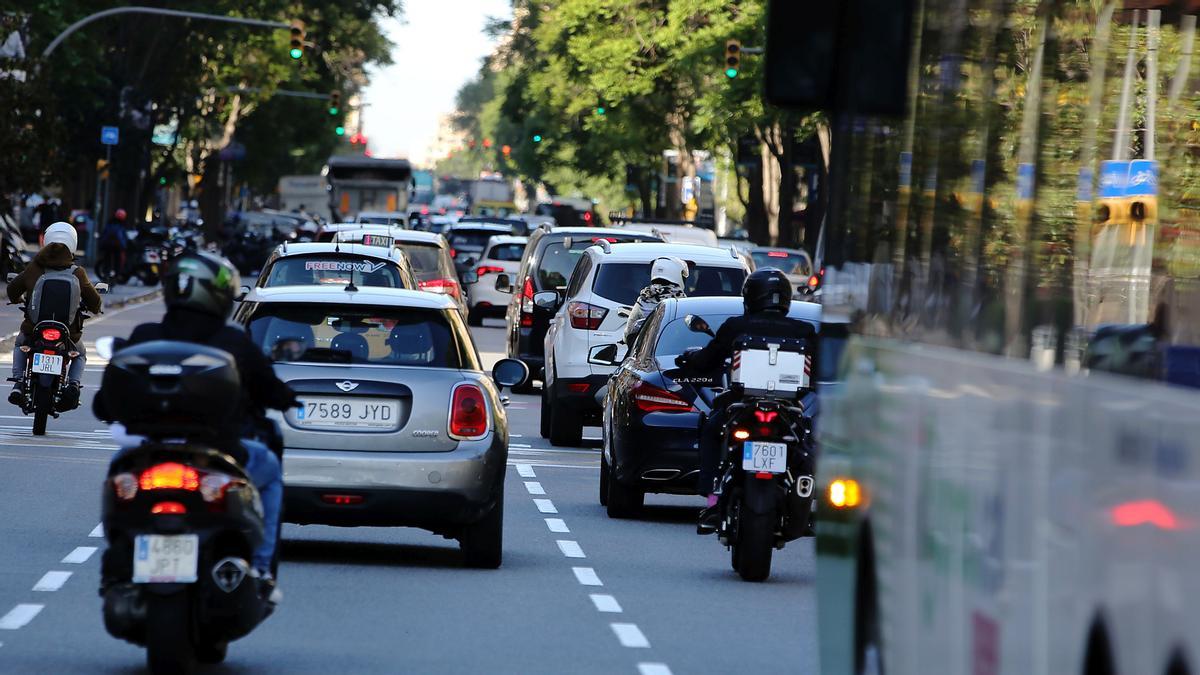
[0,287,163,352]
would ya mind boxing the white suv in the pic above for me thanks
[537,242,749,446]
[465,235,527,326]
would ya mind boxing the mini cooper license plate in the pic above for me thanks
[294,396,399,430]
[31,353,63,375]
[133,534,199,583]
[742,441,787,473]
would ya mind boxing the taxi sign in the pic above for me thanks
[361,234,394,248]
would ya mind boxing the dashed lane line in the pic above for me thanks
[0,604,43,630]
[524,481,546,495]
[515,463,537,478]
[533,498,557,514]
[611,623,650,648]
[556,540,586,558]
[32,571,71,592]
[572,566,603,586]
[589,594,623,613]
[62,546,98,564]
[638,663,673,675]
[545,518,570,533]
[88,523,104,538]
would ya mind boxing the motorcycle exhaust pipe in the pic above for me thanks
[212,557,250,593]
[796,475,814,498]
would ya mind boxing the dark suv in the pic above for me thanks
[503,225,661,392]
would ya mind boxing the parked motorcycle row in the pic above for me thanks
[96,223,206,287]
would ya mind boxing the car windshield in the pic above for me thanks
[536,235,650,290]
[447,229,507,251]
[264,256,407,289]
[750,251,812,276]
[398,243,452,281]
[248,304,461,367]
[591,263,746,305]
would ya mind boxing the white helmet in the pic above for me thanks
[43,221,78,252]
[650,256,688,288]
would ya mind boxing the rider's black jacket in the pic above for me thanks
[94,307,296,457]
[680,310,817,373]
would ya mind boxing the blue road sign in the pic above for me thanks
[1099,160,1130,198]
[1126,160,1158,197]
[100,126,119,146]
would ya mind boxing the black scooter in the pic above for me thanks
[96,339,273,675]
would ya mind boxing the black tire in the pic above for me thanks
[599,454,610,506]
[539,388,551,439]
[606,462,644,518]
[548,399,583,447]
[735,509,774,582]
[195,640,228,664]
[145,593,195,675]
[461,497,503,569]
[31,384,50,436]
[467,307,484,327]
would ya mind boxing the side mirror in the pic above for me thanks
[495,273,512,293]
[462,271,479,285]
[587,343,623,366]
[685,314,714,337]
[95,282,110,294]
[491,358,529,390]
[271,338,306,362]
[533,291,560,311]
[95,336,116,361]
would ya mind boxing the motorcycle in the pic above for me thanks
[684,315,817,582]
[6,275,107,435]
[95,338,273,675]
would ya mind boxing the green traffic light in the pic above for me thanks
[533,134,542,143]
[289,48,302,59]
[725,68,738,78]
[335,126,345,136]
[158,177,167,185]
[328,107,339,116]
[596,107,606,116]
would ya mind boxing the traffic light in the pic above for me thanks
[532,134,542,143]
[595,106,606,116]
[328,91,341,116]
[502,144,511,157]
[725,39,741,78]
[335,125,345,136]
[289,20,305,59]
[483,138,493,149]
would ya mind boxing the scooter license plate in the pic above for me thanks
[133,534,199,583]
[742,441,787,473]
[31,353,63,375]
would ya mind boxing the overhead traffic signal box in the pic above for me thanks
[289,20,305,60]
[329,91,341,116]
[725,39,741,78]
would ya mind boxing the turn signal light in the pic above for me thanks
[828,478,863,509]
[151,501,187,515]
[139,463,200,491]
[112,472,139,501]
[732,428,751,440]
[40,328,61,341]
[449,383,488,439]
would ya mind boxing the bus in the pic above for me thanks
[322,156,413,222]
[795,2,1200,674]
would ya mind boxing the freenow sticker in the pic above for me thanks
[304,260,388,273]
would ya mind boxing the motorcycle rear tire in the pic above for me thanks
[735,509,774,582]
[195,639,228,664]
[31,385,50,436]
[145,593,196,675]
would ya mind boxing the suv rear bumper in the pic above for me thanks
[551,374,610,417]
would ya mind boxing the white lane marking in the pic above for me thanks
[509,447,601,456]
[572,566,603,586]
[511,443,532,448]
[0,604,43,630]
[589,593,623,613]
[511,433,523,438]
[638,663,673,675]
[533,498,557,514]
[611,623,650,648]
[62,546,98,564]
[524,481,546,495]
[515,464,536,478]
[506,460,593,471]
[556,540,585,558]
[89,523,104,538]
[33,571,72,592]
[545,518,569,533]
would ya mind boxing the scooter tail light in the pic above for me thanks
[139,462,200,491]
[40,327,61,341]
[151,501,187,514]
[112,472,139,500]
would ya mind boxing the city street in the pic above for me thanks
[0,301,818,674]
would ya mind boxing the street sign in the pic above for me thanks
[100,126,119,146]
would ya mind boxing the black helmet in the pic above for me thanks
[742,267,792,314]
[163,251,241,318]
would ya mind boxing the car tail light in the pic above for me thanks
[632,382,694,413]
[419,278,461,300]
[40,327,61,341]
[807,274,820,290]
[322,494,364,505]
[567,301,607,330]
[139,463,200,491]
[449,383,488,440]
[583,211,594,224]
[151,501,187,514]
[449,247,457,258]
[520,276,534,327]
[477,265,505,276]
[767,251,789,258]
[567,383,590,394]
[421,207,430,215]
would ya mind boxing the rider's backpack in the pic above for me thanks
[28,265,81,328]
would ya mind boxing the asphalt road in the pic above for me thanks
[0,302,818,674]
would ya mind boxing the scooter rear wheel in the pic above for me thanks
[145,593,196,675]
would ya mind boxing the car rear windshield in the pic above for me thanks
[535,235,653,290]
[591,263,746,305]
[399,243,453,281]
[359,216,405,226]
[447,229,508,251]
[750,250,812,276]
[248,304,463,368]
[264,256,407,289]
[487,243,526,261]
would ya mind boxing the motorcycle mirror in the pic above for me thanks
[95,282,110,295]
[237,285,251,301]
[95,336,116,361]
[684,314,714,337]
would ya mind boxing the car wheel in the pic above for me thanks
[539,387,551,439]
[467,306,484,327]
[548,399,583,447]
[461,497,503,569]
[606,462,643,518]
[599,454,610,506]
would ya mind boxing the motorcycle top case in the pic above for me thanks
[99,340,241,436]
[730,335,811,397]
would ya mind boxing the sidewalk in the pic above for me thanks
[0,279,161,351]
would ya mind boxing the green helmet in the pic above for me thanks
[163,251,241,318]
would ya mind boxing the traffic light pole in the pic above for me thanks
[42,7,292,60]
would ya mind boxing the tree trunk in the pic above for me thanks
[775,124,797,247]
[759,124,782,245]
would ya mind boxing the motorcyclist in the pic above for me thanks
[675,268,817,532]
[97,208,128,280]
[94,251,295,597]
[624,256,688,345]
[7,222,103,406]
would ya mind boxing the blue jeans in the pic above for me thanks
[242,439,282,572]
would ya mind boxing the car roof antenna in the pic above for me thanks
[334,238,341,253]
[345,279,358,292]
